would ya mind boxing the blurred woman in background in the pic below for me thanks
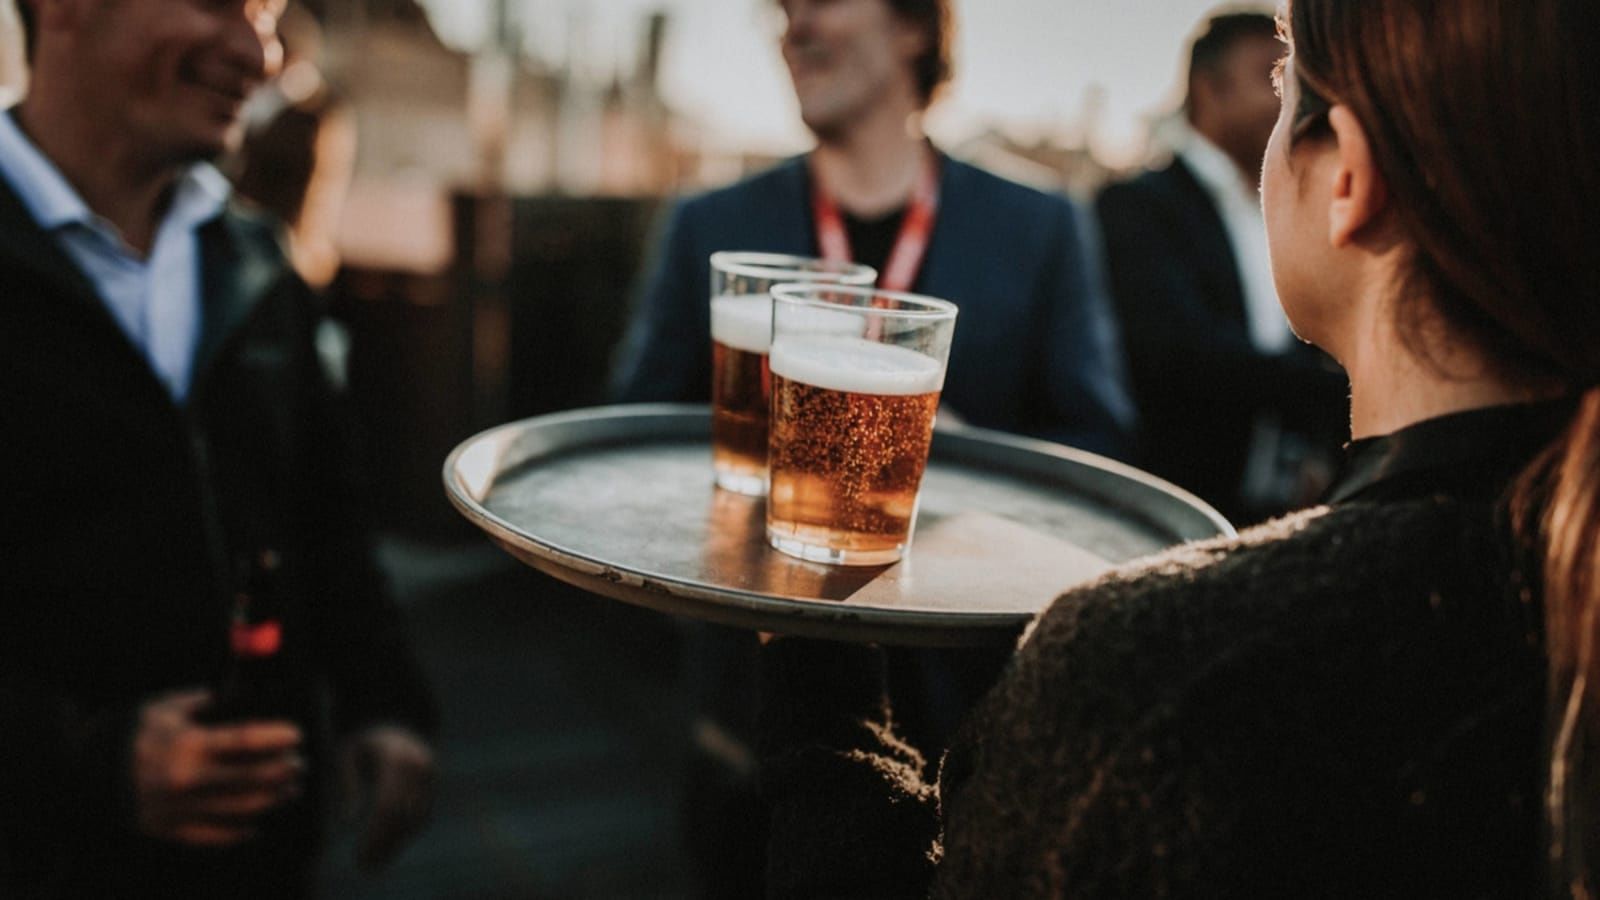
[757,0,1600,895]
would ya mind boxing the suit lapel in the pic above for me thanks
[914,151,964,295]
[0,175,94,302]
[772,155,815,255]
[0,175,174,399]
[1165,158,1248,328]
[189,213,285,400]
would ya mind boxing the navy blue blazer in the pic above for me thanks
[610,154,1135,458]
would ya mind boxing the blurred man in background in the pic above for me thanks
[610,0,1134,895]
[1097,9,1345,524]
[612,0,1132,455]
[0,1,436,895]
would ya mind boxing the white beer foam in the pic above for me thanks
[712,295,865,354]
[710,294,772,354]
[769,335,944,396]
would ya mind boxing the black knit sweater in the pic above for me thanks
[759,401,1572,898]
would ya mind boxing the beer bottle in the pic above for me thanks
[207,548,289,722]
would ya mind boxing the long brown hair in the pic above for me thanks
[1285,0,1600,891]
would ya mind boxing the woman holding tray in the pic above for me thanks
[757,0,1600,895]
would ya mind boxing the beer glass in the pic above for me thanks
[766,284,958,565]
[709,252,876,495]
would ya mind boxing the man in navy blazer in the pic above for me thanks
[611,7,1133,459]
[613,155,1134,456]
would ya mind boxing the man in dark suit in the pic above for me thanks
[0,1,435,895]
[610,1,1133,895]
[1098,10,1346,524]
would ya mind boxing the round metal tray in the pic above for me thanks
[444,404,1232,646]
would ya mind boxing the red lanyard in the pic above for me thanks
[811,151,941,293]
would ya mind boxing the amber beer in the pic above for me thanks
[766,283,956,564]
[709,294,773,496]
[707,253,876,496]
[767,335,947,565]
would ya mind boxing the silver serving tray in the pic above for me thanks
[444,404,1232,647]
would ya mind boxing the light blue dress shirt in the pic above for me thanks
[0,110,230,403]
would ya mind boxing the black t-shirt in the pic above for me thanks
[841,207,907,278]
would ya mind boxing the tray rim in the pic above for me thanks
[443,403,1233,646]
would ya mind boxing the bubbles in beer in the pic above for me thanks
[710,301,871,495]
[767,336,942,556]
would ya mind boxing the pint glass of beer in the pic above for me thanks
[766,284,958,565]
[708,253,876,495]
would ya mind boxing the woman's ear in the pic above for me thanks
[1326,105,1390,248]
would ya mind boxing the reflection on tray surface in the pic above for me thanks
[701,489,884,602]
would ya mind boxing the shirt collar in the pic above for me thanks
[0,107,229,241]
[167,160,231,234]
[1176,123,1258,209]
[0,106,94,231]
[1323,398,1577,506]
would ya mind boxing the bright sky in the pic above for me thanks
[419,0,1270,165]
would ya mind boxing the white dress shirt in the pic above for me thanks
[1177,126,1294,354]
[1177,126,1318,511]
[0,108,230,403]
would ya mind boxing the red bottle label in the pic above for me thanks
[230,619,282,658]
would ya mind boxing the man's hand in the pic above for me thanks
[132,690,304,847]
[340,725,435,873]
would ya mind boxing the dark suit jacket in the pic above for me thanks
[1097,158,1346,518]
[0,179,435,897]
[611,154,1135,458]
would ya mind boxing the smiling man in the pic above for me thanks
[613,0,1132,455]
[0,2,437,896]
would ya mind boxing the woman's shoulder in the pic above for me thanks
[932,497,1538,896]
[959,494,1524,803]
[1026,496,1510,655]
